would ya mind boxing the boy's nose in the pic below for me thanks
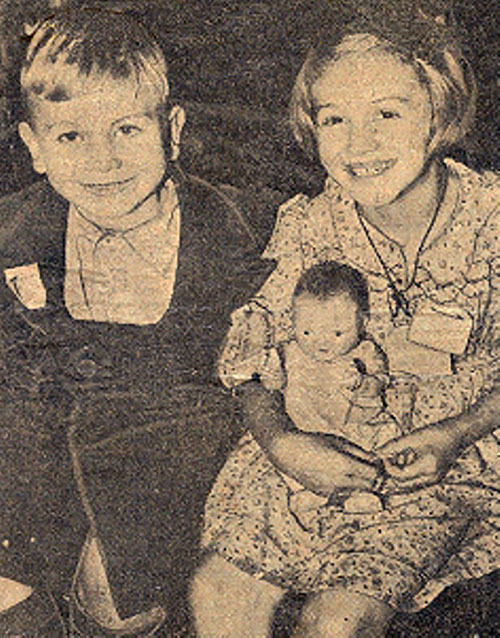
[87,139,122,172]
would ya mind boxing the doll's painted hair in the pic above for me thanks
[290,2,477,160]
[293,261,370,318]
[20,6,169,125]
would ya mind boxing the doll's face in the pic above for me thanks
[293,292,362,363]
[312,47,433,210]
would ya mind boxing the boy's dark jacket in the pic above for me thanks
[0,169,274,621]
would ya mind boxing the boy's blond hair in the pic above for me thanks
[21,7,169,124]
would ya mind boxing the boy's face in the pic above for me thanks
[19,76,184,226]
[293,291,361,363]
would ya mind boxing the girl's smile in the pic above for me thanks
[312,48,433,211]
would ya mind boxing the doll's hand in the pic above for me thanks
[377,422,459,490]
[356,374,384,398]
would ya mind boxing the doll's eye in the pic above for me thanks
[318,115,343,127]
[379,109,400,120]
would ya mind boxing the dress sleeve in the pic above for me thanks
[412,193,500,428]
[218,194,312,388]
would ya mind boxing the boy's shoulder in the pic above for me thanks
[179,170,283,253]
[0,179,67,260]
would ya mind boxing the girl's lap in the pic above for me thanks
[203,432,500,610]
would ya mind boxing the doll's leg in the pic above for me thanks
[191,553,285,638]
[292,588,394,638]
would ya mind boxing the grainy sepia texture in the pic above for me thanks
[0,1,499,637]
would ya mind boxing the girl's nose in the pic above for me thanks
[87,138,122,172]
[348,120,379,155]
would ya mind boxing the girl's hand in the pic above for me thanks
[377,423,460,490]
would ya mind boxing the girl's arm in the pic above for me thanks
[237,380,380,496]
[378,382,500,489]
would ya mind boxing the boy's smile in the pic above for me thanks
[20,77,183,229]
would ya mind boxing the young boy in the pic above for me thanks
[0,7,271,637]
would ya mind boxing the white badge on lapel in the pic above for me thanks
[4,263,47,310]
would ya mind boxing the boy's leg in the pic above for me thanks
[292,588,394,638]
[69,534,166,637]
[191,554,285,638]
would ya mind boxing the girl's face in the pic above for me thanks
[312,48,433,210]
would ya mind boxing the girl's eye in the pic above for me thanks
[117,124,141,136]
[57,131,80,143]
[379,109,400,120]
[335,331,343,337]
[303,330,310,336]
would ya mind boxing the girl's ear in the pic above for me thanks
[18,122,47,174]
[168,105,186,161]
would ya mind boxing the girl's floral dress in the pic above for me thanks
[202,160,500,611]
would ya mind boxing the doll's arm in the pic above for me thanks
[352,340,389,398]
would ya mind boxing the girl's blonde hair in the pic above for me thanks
[291,7,477,160]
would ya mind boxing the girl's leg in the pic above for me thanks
[191,553,285,638]
[292,588,394,638]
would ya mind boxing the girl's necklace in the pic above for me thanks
[355,167,447,318]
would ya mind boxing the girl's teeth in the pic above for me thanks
[349,160,394,177]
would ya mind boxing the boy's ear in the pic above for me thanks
[19,122,47,175]
[168,105,186,161]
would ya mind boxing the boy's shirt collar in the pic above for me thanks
[64,179,181,325]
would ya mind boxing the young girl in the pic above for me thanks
[192,2,500,637]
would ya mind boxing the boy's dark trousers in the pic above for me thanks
[0,175,273,637]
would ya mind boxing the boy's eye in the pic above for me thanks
[57,131,80,143]
[117,124,142,136]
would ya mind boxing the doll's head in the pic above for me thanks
[290,3,476,208]
[292,261,369,363]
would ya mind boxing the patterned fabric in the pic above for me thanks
[204,160,500,611]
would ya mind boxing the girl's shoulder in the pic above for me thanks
[446,159,500,213]
[262,186,341,260]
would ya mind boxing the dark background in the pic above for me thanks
[0,2,499,636]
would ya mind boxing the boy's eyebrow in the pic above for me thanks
[371,96,410,104]
[112,111,155,127]
[43,111,155,131]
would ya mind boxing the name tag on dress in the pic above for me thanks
[385,325,452,377]
[408,300,472,355]
[4,263,47,310]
